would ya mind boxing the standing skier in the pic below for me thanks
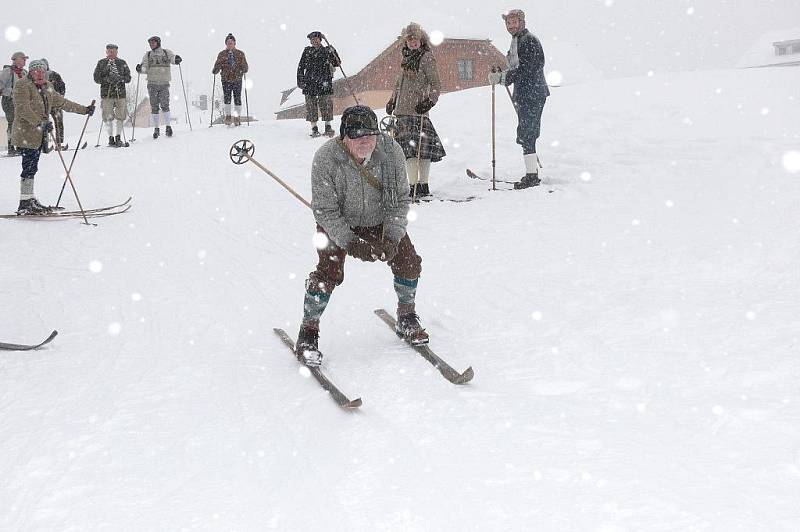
[489,9,550,189]
[136,36,181,138]
[0,51,28,156]
[211,33,248,126]
[385,22,446,198]
[11,59,94,214]
[41,59,67,150]
[296,31,341,137]
[294,105,428,367]
[94,44,132,147]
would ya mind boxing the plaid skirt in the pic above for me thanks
[394,115,446,162]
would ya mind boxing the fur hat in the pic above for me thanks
[400,22,430,49]
[501,9,526,22]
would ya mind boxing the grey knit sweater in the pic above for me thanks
[311,133,410,248]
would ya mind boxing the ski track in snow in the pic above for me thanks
[1,67,799,530]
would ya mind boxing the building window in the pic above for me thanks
[457,59,474,80]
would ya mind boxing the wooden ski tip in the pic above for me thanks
[453,366,474,385]
[345,398,363,409]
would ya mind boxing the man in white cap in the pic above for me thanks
[0,51,28,156]
[11,59,94,214]
[489,9,550,189]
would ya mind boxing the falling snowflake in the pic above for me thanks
[546,71,563,86]
[782,151,800,173]
[312,231,328,249]
[429,30,444,46]
[89,260,103,273]
[5,26,21,42]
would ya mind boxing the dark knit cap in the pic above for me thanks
[307,31,323,40]
[225,33,236,43]
[339,105,380,139]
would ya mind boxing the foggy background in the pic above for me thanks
[3,0,798,118]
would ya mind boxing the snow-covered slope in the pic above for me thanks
[1,66,799,530]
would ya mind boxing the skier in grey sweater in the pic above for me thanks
[294,105,428,367]
[136,36,182,138]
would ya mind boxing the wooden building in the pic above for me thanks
[277,36,507,120]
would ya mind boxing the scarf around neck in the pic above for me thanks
[401,46,425,72]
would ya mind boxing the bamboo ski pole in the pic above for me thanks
[130,70,141,141]
[56,100,95,208]
[228,140,311,208]
[178,63,192,131]
[322,36,359,105]
[209,73,216,127]
[51,132,93,225]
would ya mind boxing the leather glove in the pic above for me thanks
[488,71,503,85]
[378,240,398,262]
[347,237,379,262]
[135,63,143,73]
[385,100,395,115]
[41,121,54,133]
[297,81,306,90]
[174,55,183,64]
[85,103,96,117]
[212,68,219,75]
[414,98,434,114]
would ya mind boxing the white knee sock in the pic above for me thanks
[524,153,539,175]
[419,159,431,184]
[234,105,242,117]
[225,103,232,116]
[163,111,171,125]
[106,120,114,135]
[405,158,420,185]
[115,119,124,135]
[151,114,160,127]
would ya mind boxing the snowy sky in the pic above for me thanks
[3,0,798,116]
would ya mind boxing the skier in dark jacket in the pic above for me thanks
[93,44,132,147]
[489,9,550,189]
[296,31,341,137]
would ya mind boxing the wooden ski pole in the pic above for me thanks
[209,73,216,127]
[56,100,95,208]
[130,71,141,141]
[322,36,359,105]
[491,77,497,191]
[243,74,250,126]
[228,140,311,209]
[178,63,193,131]
[51,132,93,226]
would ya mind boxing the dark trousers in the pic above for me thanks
[222,80,242,106]
[516,97,546,155]
[21,148,41,179]
[308,224,422,294]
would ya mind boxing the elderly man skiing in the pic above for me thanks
[294,105,428,367]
